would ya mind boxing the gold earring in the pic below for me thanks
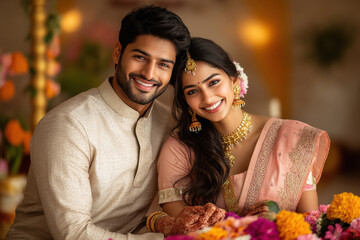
[232,85,245,109]
[188,109,202,133]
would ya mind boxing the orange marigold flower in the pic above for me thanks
[0,80,15,102]
[45,79,61,99]
[275,210,311,240]
[23,131,32,154]
[198,226,229,240]
[4,119,24,146]
[9,52,29,74]
[327,192,360,224]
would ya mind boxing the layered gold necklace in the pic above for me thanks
[221,111,253,167]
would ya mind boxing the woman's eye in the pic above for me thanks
[209,80,220,86]
[186,89,198,95]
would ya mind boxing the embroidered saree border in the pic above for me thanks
[277,126,320,210]
[241,119,285,215]
[221,178,241,214]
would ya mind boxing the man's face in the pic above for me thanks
[113,34,177,107]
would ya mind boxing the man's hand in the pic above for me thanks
[156,203,226,236]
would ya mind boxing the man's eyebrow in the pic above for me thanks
[131,49,175,65]
[183,73,220,91]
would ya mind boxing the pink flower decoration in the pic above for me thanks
[165,235,193,240]
[319,204,330,213]
[233,61,248,98]
[0,53,12,87]
[296,234,320,240]
[0,158,8,179]
[245,217,279,240]
[349,217,360,230]
[324,223,343,240]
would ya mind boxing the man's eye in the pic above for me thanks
[134,55,145,60]
[159,63,170,68]
[209,80,220,86]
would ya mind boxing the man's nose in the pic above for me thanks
[140,62,156,80]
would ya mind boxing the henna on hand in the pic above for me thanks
[246,200,270,217]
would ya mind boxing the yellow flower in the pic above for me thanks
[197,227,228,240]
[327,192,360,224]
[275,210,311,240]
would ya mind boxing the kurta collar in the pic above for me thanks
[98,78,155,120]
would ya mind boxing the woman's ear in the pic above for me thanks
[232,76,240,86]
[112,42,122,65]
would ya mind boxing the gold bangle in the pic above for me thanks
[146,211,169,232]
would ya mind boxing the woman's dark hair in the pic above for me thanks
[172,37,239,205]
[119,5,191,85]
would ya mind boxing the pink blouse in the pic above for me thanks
[157,119,330,213]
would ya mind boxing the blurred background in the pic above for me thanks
[0,0,359,211]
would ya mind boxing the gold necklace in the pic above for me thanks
[221,112,252,167]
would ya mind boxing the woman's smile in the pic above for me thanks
[203,99,223,113]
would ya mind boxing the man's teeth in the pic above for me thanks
[135,79,154,87]
[205,100,222,110]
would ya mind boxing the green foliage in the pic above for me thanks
[58,41,112,97]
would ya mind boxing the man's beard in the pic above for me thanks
[115,66,169,105]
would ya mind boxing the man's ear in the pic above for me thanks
[112,42,122,65]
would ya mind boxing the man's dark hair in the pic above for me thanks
[119,5,191,84]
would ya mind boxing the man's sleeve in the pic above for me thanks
[30,112,164,240]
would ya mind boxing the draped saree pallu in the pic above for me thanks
[157,119,330,215]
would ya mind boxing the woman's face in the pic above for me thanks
[182,61,236,123]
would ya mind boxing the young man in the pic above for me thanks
[6,6,219,240]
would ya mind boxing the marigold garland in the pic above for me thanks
[45,79,61,99]
[4,119,24,146]
[327,192,360,224]
[23,131,32,155]
[275,210,311,240]
[0,80,15,102]
[9,52,29,74]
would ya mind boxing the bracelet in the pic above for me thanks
[146,211,169,232]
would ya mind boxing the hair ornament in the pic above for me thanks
[233,61,248,98]
[185,50,196,75]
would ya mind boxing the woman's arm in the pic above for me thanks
[296,189,319,213]
[162,201,189,217]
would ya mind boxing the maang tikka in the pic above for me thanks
[188,109,202,133]
[184,50,196,75]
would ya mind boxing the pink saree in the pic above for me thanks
[157,118,330,213]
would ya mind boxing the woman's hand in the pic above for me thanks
[156,203,226,236]
[245,200,270,217]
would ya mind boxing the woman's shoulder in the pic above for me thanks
[161,130,191,156]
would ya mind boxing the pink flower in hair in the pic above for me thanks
[233,61,248,98]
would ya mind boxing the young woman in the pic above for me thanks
[149,37,330,236]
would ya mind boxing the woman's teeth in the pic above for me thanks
[205,100,222,110]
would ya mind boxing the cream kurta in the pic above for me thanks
[7,79,174,240]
